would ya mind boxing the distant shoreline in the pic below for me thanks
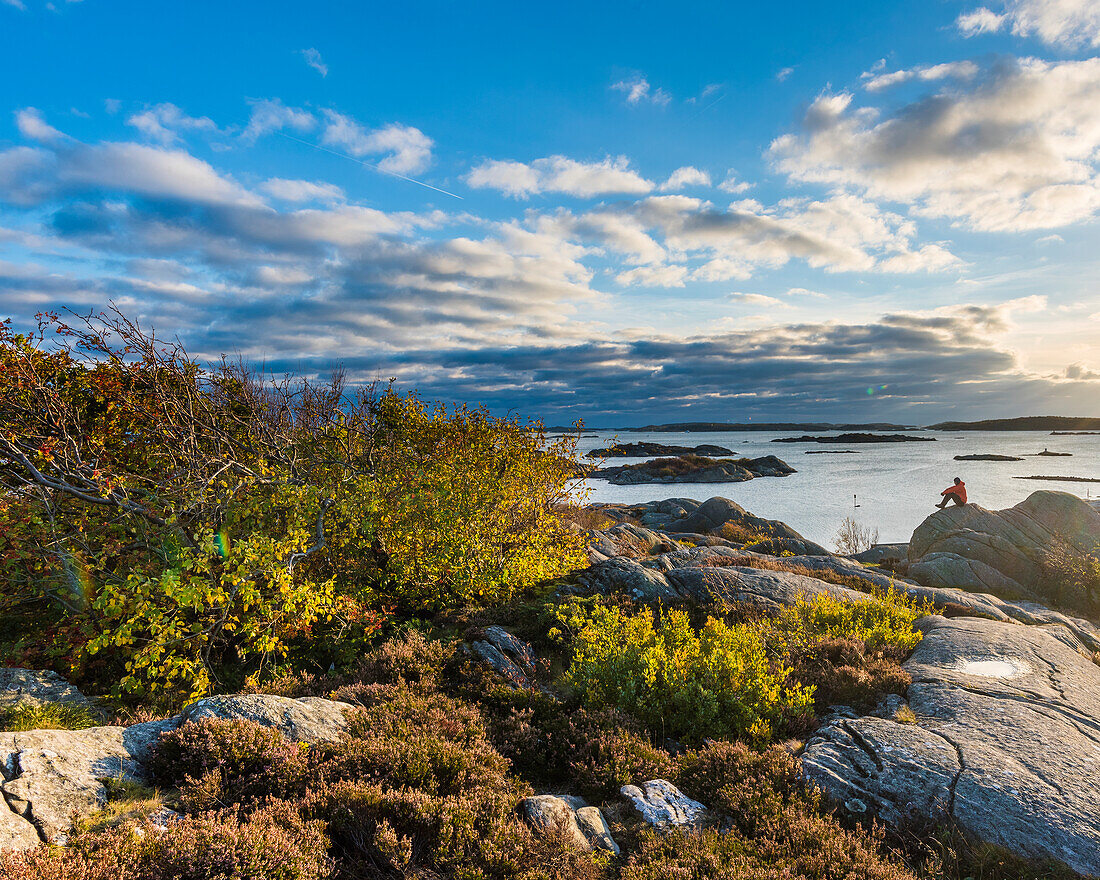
[546,416,1100,433]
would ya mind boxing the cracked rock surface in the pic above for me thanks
[803,615,1100,876]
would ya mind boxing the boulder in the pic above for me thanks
[176,694,354,743]
[907,491,1100,603]
[0,798,40,850]
[464,626,539,689]
[0,669,97,713]
[519,795,619,853]
[852,543,909,565]
[574,806,620,855]
[803,615,1100,876]
[620,779,706,829]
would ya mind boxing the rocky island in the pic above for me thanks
[953,453,1023,461]
[590,453,796,484]
[773,433,936,444]
[586,441,733,458]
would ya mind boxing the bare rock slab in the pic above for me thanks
[0,726,142,846]
[620,779,706,829]
[803,615,1100,876]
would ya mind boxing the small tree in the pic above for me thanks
[0,308,585,702]
[833,517,879,555]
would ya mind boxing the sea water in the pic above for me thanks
[570,430,1100,547]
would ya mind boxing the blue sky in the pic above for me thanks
[2,0,1099,424]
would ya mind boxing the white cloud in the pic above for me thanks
[321,112,433,174]
[15,108,66,143]
[770,57,1100,231]
[862,61,979,92]
[777,67,795,82]
[957,7,1007,35]
[242,98,315,142]
[299,47,328,77]
[127,103,217,144]
[786,287,829,299]
[877,243,965,273]
[466,155,653,199]
[718,171,752,194]
[659,166,711,191]
[625,192,959,275]
[261,177,345,202]
[611,76,671,106]
[959,0,1100,47]
[727,292,791,307]
[616,264,688,287]
[2,0,26,9]
[64,142,263,206]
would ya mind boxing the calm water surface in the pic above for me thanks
[570,430,1100,547]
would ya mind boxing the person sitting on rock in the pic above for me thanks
[936,477,967,508]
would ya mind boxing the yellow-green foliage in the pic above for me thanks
[776,589,930,652]
[0,702,100,731]
[361,391,587,611]
[0,312,586,703]
[554,601,813,744]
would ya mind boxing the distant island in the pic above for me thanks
[631,422,919,432]
[773,433,936,444]
[927,416,1100,431]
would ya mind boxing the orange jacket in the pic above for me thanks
[942,482,967,503]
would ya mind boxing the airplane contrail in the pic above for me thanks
[277,131,463,200]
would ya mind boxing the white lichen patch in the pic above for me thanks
[954,657,1031,679]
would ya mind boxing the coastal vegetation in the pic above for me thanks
[1,310,1094,880]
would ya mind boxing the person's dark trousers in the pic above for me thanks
[936,494,965,508]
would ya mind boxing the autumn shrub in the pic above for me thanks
[834,516,880,555]
[0,802,333,880]
[146,717,309,808]
[479,687,674,800]
[791,636,912,713]
[553,600,813,744]
[1039,536,1100,618]
[0,310,584,702]
[632,739,917,880]
[360,390,587,612]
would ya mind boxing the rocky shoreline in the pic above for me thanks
[4,490,1100,875]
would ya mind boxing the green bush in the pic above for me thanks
[554,601,813,744]
[775,590,929,653]
[360,391,587,613]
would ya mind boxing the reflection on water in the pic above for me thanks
[570,430,1100,546]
